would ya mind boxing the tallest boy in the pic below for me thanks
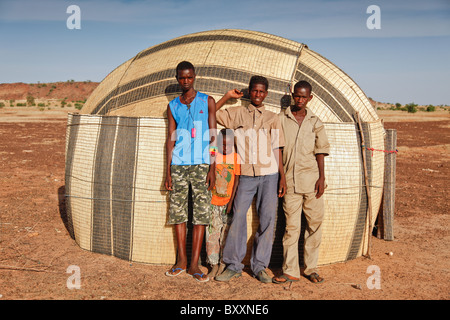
[165,61,216,282]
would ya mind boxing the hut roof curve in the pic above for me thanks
[80,29,377,123]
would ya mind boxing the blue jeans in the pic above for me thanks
[222,173,279,275]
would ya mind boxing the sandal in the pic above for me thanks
[305,272,324,284]
[189,272,210,283]
[165,267,186,277]
[272,274,300,284]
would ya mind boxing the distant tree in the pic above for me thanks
[405,102,418,113]
[26,95,35,106]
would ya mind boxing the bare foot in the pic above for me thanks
[208,264,219,278]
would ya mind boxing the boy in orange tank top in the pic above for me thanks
[206,129,240,278]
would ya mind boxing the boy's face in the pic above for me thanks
[292,87,312,110]
[249,83,268,107]
[219,135,234,155]
[176,68,195,91]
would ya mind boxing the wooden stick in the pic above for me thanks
[0,265,59,273]
[355,112,373,258]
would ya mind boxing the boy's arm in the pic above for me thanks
[226,153,241,214]
[272,117,286,197]
[314,154,325,199]
[216,89,243,111]
[275,148,286,197]
[226,174,239,214]
[216,90,242,129]
[313,118,329,199]
[206,96,217,191]
[165,104,176,191]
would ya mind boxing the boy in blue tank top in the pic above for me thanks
[164,61,217,282]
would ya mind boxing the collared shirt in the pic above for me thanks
[279,107,330,193]
[216,103,285,176]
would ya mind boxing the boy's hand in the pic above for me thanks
[278,174,287,198]
[206,166,216,191]
[314,177,325,199]
[226,202,232,214]
[226,89,243,100]
[165,174,173,191]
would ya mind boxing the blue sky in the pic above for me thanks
[0,0,449,106]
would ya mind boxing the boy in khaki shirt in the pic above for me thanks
[273,80,330,284]
[213,76,287,283]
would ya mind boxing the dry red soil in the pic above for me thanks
[0,82,98,102]
[0,107,448,302]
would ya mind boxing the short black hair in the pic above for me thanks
[176,61,195,74]
[293,80,312,94]
[249,75,269,91]
[219,128,234,138]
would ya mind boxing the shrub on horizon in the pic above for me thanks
[406,103,418,113]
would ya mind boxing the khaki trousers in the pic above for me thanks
[282,190,324,278]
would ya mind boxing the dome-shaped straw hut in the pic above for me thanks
[65,29,394,267]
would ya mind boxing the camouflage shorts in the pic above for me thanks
[168,164,212,225]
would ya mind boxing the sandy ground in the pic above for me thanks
[0,107,448,303]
